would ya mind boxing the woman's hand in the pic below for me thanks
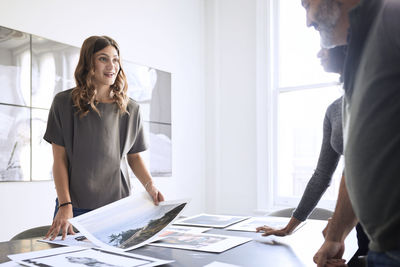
[256,225,291,237]
[126,153,164,205]
[146,183,165,205]
[45,206,75,240]
[256,216,301,237]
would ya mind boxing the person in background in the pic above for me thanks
[301,0,400,266]
[256,45,369,266]
[256,46,346,238]
[43,36,164,240]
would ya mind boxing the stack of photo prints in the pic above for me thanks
[6,193,296,267]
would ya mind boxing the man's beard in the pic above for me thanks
[316,0,342,48]
[320,30,337,48]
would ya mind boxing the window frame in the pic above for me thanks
[262,0,342,212]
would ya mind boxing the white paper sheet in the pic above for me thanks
[69,192,189,251]
[152,225,211,242]
[38,225,211,248]
[8,246,172,267]
[203,261,242,267]
[0,261,22,267]
[149,230,252,253]
[173,213,249,228]
[39,233,96,248]
[226,216,305,232]
[165,225,211,233]
[39,226,209,247]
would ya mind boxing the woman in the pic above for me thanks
[256,45,369,266]
[256,46,346,237]
[43,36,164,240]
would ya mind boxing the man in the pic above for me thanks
[301,0,400,266]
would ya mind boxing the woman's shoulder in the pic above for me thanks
[325,96,343,121]
[51,88,75,110]
[54,88,74,102]
[327,96,342,112]
[126,97,140,111]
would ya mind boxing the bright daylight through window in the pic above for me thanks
[274,1,343,209]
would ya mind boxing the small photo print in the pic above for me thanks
[173,214,249,228]
[9,246,171,267]
[226,217,292,232]
[149,231,252,253]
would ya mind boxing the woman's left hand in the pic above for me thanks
[146,184,165,205]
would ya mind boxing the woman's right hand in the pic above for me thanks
[256,216,301,237]
[256,225,291,237]
[45,206,75,240]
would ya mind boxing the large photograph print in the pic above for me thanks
[69,193,188,251]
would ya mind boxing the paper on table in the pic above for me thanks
[69,192,189,251]
[39,233,96,248]
[203,261,242,267]
[173,213,249,228]
[8,246,173,267]
[40,225,209,248]
[226,216,306,232]
[166,225,211,233]
[149,230,252,253]
[152,225,211,242]
[0,261,22,267]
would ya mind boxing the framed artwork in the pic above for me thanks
[31,35,79,109]
[0,105,30,181]
[0,27,30,106]
[31,108,53,181]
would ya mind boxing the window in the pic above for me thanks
[272,1,343,209]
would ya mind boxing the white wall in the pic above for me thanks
[0,0,206,241]
[204,0,263,215]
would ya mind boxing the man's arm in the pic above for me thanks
[314,173,358,266]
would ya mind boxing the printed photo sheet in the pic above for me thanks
[226,216,306,232]
[39,233,96,248]
[151,225,211,242]
[166,225,211,233]
[148,230,251,253]
[203,261,242,267]
[39,226,210,247]
[173,213,249,228]
[8,246,173,267]
[69,192,189,251]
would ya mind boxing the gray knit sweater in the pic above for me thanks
[292,96,343,221]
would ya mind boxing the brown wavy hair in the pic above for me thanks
[72,35,128,117]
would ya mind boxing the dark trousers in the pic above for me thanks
[367,250,400,266]
[348,223,370,267]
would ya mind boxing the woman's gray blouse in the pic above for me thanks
[292,96,343,221]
